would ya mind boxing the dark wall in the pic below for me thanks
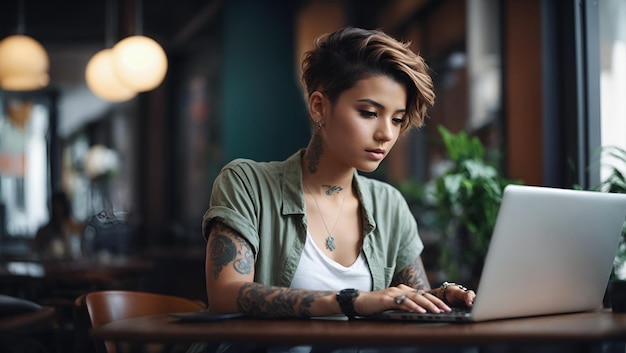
[504,0,543,186]
[221,0,309,163]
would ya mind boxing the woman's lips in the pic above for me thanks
[366,149,385,160]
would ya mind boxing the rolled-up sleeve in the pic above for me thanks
[201,163,260,258]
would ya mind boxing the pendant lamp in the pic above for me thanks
[85,0,136,102]
[111,0,168,92]
[112,35,167,92]
[0,0,49,91]
[85,49,136,102]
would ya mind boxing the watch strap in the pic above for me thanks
[336,288,359,317]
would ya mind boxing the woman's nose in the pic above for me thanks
[374,120,394,142]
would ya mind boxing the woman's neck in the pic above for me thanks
[301,148,354,196]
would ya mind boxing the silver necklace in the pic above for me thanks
[304,182,347,251]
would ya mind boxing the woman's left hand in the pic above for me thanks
[445,285,476,308]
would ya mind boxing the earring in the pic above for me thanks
[315,120,323,129]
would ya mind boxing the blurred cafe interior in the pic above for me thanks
[0,0,625,350]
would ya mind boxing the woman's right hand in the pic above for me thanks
[354,284,452,316]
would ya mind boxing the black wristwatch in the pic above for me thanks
[336,288,360,318]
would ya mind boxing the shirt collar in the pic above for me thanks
[280,149,306,216]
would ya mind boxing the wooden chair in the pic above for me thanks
[74,290,205,353]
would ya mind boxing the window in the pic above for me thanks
[0,95,50,237]
[599,0,626,182]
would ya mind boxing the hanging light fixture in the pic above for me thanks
[111,0,168,92]
[85,49,136,102]
[85,0,136,102]
[112,35,167,92]
[0,0,49,91]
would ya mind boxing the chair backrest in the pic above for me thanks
[75,290,205,353]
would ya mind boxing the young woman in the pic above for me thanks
[202,27,475,321]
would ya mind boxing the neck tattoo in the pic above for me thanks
[322,184,343,195]
[304,182,347,252]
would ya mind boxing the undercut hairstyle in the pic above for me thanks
[301,27,435,132]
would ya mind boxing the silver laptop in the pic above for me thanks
[374,184,626,322]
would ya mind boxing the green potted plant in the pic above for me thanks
[593,146,626,280]
[584,145,626,311]
[424,125,519,287]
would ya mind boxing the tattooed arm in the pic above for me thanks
[390,256,446,300]
[205,222,338,318]
[389,256,476,308]
[390,256,442,299]
[390,256,431,290]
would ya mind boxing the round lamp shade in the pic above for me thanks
[0,35,49,91]
[85,49,137,102]
[112,35,168,92]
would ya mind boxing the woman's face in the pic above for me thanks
[322,75,407,173]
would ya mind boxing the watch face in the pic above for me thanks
[338,289,359,302]
[341,289,359,298]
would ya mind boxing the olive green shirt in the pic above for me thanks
[202,149,423,291]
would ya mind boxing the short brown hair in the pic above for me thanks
[301,27,435,132]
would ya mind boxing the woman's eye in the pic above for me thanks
[393,117,406,126]
[359,110,378,118]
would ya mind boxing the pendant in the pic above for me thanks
[325,235,336,251]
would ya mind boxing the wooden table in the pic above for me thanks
[90,309,626,348]
[0,306,55,337]
[40,257,154,284]
[0,257,154,294]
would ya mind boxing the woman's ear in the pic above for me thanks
[308,91,326,121]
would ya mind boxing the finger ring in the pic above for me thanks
[394,295,408,305]
[415,289,427,296]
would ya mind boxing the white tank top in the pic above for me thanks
[290,231,372,292]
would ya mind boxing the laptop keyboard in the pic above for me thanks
[373,307,472,322]
[430,307,471,318]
